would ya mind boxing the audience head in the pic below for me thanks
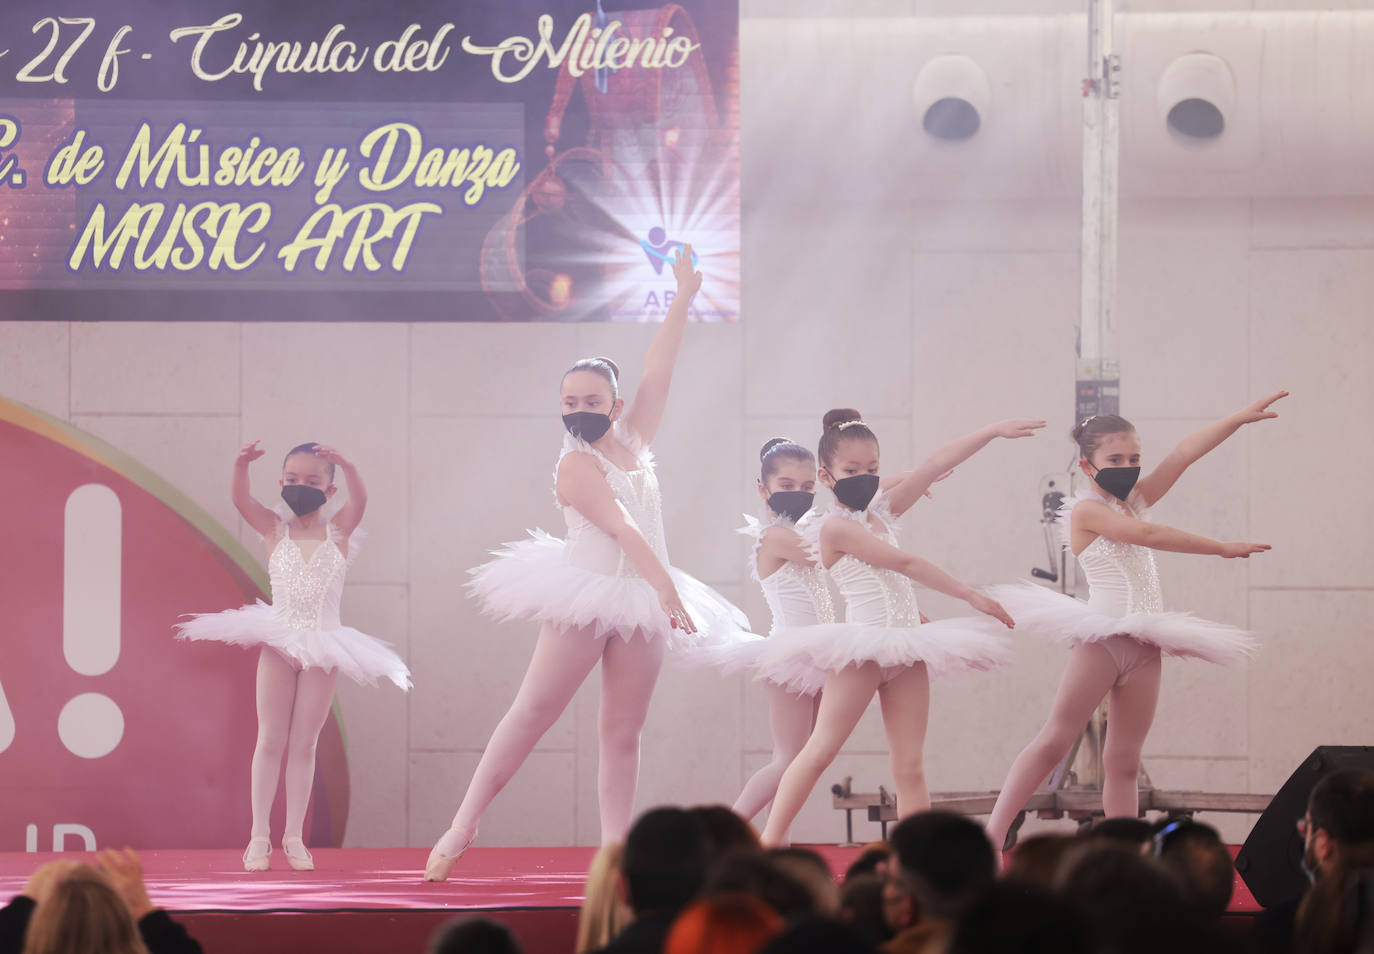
[1151,818,1234,918]
[765,848,838,915]
[664,893,783,954]
[429,916,523,954]
[843,842,892,881]
[1090,816,1156,850]
[1056,841,1200,954]
[888,811,996,921]
[576,842,631,954]
[689,805,762,860]
[757,914,875,954]
[1003,833,1081,889]
[21,864,149,954]
[948,882,1093,954]
[622,807,711,918]
[706,852,817,920]
[836,874,892,947]
[1305,767,1374,878]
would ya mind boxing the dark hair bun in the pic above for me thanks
[823,408,864,430]
[592,356,621,380]
[760,437,791,461]
[1070,420,1088,442]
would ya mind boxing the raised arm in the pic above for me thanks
[622,244,701,446]
[1134,391,1288,508]
[231,441,280,539]
[884,419,1045,518]
[1072,499,1270,558]
[824,520,1014,627]
[557,453,697,632]
[313,445,366,539]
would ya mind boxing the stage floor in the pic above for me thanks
[0,845,1262,954]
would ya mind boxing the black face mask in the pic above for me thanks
[563,411,613,443]
[281,484,327,517]
[1091,465,1140,502]
[766,491,814,524]
[829,473,880,511]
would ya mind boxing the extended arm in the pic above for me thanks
[1134,390,1288,507]
[1073,500,1269,558]
[231,441,279,538]
[622,245,701,445]
[884,419,1045,518]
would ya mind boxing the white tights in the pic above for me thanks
[984,641,1162,850]
[442,622,666,848]
[249,648,339,842]
[733,684,819,823]
[761,662,930,846]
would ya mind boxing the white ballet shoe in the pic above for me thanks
[243,837,272,872]
[424,827,477,882]
[282,836,314,871]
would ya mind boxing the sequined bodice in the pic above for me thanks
[826,513,921,628]
[268,529,348,631]
[1073,495,1164,616]
[757,559,837,634]
[561,434,667,578]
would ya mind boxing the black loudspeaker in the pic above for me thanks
[1236,745,1374,908]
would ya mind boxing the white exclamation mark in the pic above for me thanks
[60,484,125,759]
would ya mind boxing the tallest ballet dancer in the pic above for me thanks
[425,246,752,881]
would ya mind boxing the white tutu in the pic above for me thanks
[176,603,412,689]
[988,582,1257,665]
[680,634,826,696]
[467,530,752,652]
[752,617,1013,695]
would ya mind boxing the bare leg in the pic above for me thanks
[596,634,668,843]
[733,684,819,822]
[985,643,1122,849]
[441,622,607,847]
[877,664,932,818]
[761,664,883,847]
[1101,650,1163,820]
[249,649,298,840]
[281,666,339,844]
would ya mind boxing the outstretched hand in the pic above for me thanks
[995,419,1047,440]
[1221,541,1271,559]
[658,589,698,635]
[1234,390,1289,425]
[97,847,155,920]
[312,444,351,467]
[236,440,266,465]
[969,593,1015,629]
[672,243,702,299]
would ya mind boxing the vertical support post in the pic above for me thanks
[1078,0,1122,423]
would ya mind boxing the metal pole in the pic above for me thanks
[1077,0,1121,423]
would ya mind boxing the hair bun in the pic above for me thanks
[592,356,621,380]
[759,437,792,461]
[822,408,864,431]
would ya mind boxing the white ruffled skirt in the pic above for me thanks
[752,617,1013,695]
[176,603,412,689]
[467,530,753,651]
[681,634,828,696]
[987,583,1257,665]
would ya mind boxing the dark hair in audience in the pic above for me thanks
[757,914,876,954]
[948,882,1093,954]
[705,852,817,920]
[888,811,996,921]
[1152,818,1234,918]
[1071,414,1135,461]
[759,438,814,485]
[689,805,761,859]
[283,442,335,482]
[1309,769,1374,845]
[429,916,523,954]
[818,408,877,470]
[1003,833,1081,889]
[664,894,783,954]
[766,847,838,915]
[621,807,710,917]
[843,842,892,881]
[1057,841,1204,954]
[1090,816,1156,847]
[836,874,893,947]
[564,356,621,398]
[1294,770,1374,954]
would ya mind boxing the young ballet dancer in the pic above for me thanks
[425,245,753,881]
[983,392,1286,850]
[177,442,410,872]
[756,410,1044,846]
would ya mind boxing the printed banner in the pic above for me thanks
[0,1,740,321]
